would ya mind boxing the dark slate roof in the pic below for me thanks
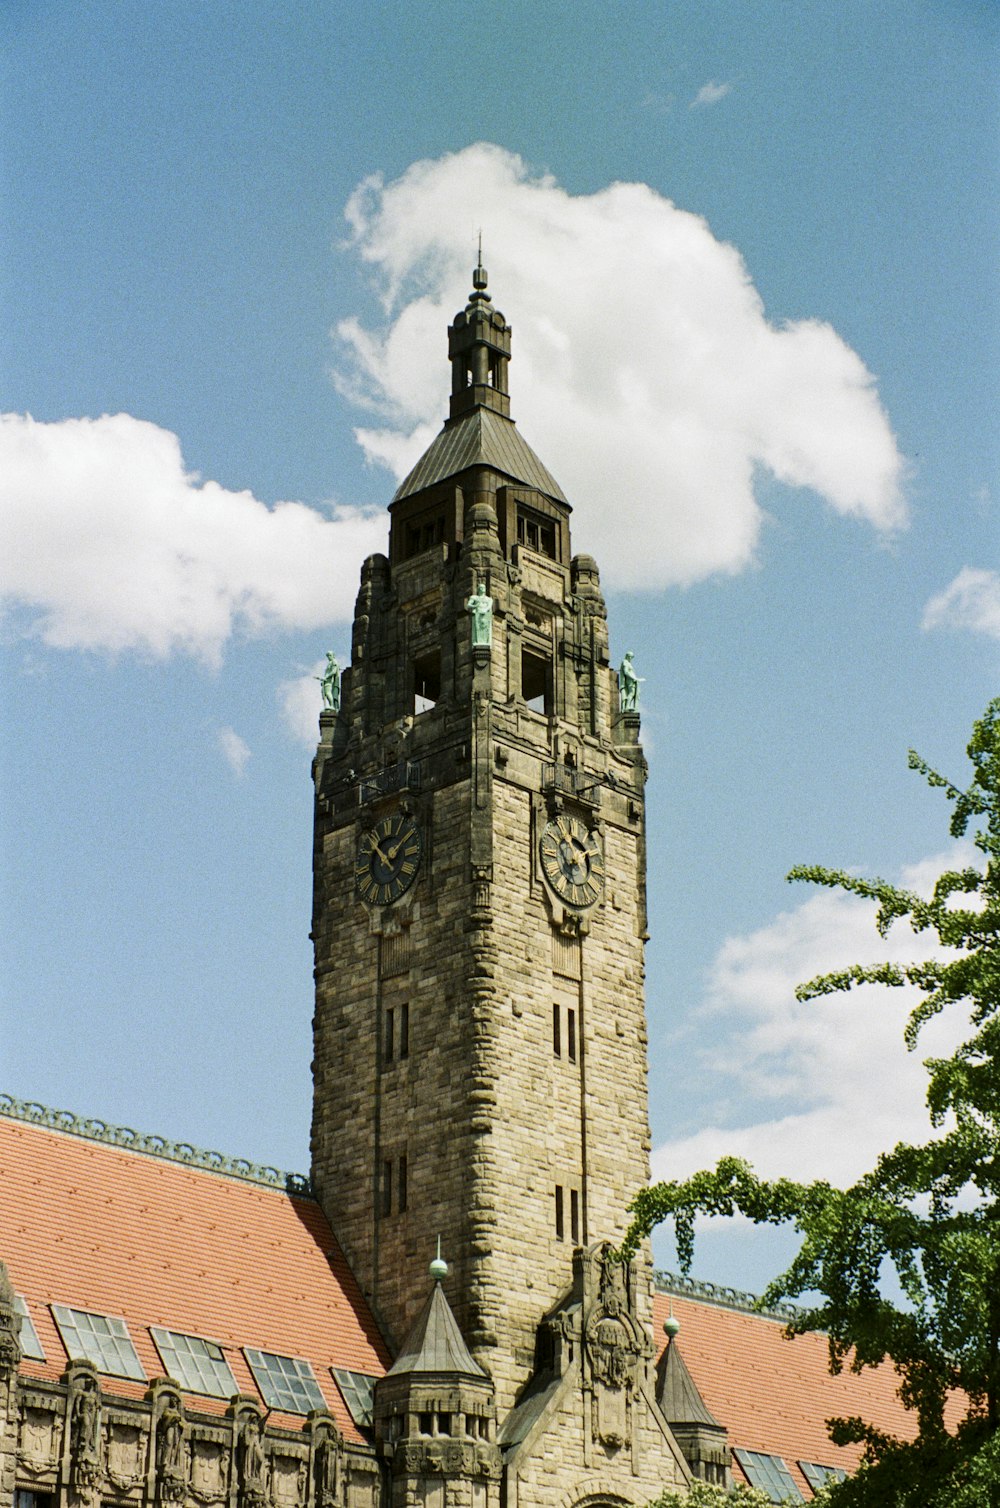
[657,1338,723,1428]
[391,408,568,505]
[385,1281,486,1379]
[496,1373,562,1452]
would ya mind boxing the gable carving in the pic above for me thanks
[581,1245,650,1454]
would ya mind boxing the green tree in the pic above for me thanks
[625,699,1000,1507]
[647,1480,831,1508]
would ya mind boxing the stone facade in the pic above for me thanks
[311,265,690,1502]
[0,1261,381,1508]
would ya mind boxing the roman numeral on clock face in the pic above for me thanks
[355,813,423,906]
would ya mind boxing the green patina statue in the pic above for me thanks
[317,652,341,712]
[466,582,493,648]
[619,651,644,713]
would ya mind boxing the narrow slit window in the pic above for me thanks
[381,1159,393,1217]
[384,1006,394,1064]
[567,1008,577,1063]
[555,1185,564,1240]
[552,1002,561,1057]
[399,1002,409,1059]
[570,1188,580,1245]
[398,1155,408,1213]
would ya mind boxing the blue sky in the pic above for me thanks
[2,0,997,1294]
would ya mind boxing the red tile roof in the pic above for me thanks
[653,1288,965,1500]
[1,1117,390,1442]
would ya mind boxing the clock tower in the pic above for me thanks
[310,260,655,1428]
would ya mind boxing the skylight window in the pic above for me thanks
[331,1368,377,1428]
[733,1450,804,1502]
[14,1296,45,1360]
[50,1305,145,1380]
[244,1348,326,1413]
[150,1328,237,1397]
[800,1462,848,1489]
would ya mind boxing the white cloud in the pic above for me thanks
[217,726,251,776]
[0,412,385,665]
[922,566,1000,640]
[336,144,906,591]
[652,844,976,1188]
[1,151,907,668]
[691,80,732,108]
[279,660,331,745]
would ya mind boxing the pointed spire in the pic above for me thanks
[657,1334,722,1428]
[387,1278,486,1379]
[471,234,489,301]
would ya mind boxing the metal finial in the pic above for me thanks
[473,230,488,293]
[663,1302,680,1340]
[429,1236,449,1281]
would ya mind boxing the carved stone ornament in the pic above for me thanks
[190,1438,229,1504]
[155,1390,188,1501]
[269,1451,306,1507]
[582,1245,647,1453]
[102,1418,145,1492]
[236,1407,268,1507]
[0,1261,20,1370]
[18,1404,58,1475]
[67,1368,104,1493]
[309,1417,342,1508]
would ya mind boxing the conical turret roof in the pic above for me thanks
[657,1338,723,1428]
[386,1282,486,1380]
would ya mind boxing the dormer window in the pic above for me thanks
[517,507,556,560]
[51,1305,145,1380]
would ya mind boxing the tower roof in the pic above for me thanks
[391,255,568,508]
[657,1337,723,1428]
[391,405,567,506]
[386,1281,486,1379]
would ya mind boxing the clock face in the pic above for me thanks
[540,815,604,908]
[356,814,422,906]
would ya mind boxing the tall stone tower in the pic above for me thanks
[310,260,652,1420]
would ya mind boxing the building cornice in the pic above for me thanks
[654,1269,803,1324]
[0,1093,312,1196]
